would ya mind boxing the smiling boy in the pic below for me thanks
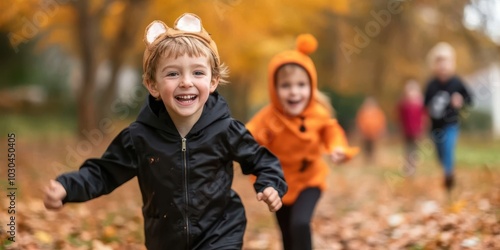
[44,13,287,249]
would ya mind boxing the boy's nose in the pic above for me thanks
[179,76,193,88]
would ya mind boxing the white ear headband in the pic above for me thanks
[145,21,168,45]
[145,14,204,46]
[143,13,221,71]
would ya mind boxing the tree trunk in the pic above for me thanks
[235,77,249,121]
[75,0,98,137]
[99,61,121,120]
[219,76,248,122]
[99,0,148,120]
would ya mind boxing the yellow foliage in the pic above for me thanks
[102,1,126,41]
[448,199,467,214]
[102,225,118,239]
[4,0,490,115]
[0,0,38,29]
[34,230,53,244]
[331,0,350,15]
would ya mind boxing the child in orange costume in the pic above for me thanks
[356,97,386,162]
[246,34,357,250]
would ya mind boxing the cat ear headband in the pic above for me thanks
[143,13,220,71]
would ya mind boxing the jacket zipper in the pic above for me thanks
[182,137,190,248]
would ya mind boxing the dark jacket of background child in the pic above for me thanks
[424,76,472,130]
[56,92,287,249]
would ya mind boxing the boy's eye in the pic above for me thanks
[166,72,179,77]
[194,71,205,76]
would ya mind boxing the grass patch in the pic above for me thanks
[0,113,135,140]
[0,113,77,138]
[456,137,500,168]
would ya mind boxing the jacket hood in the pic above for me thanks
[268,34,318,114]
[136,91,231,136]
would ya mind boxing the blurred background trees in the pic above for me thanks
[1,0,499,137]
[1,2,499,248]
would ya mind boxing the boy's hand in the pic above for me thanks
[44,180,67,210]
[451,92,464,109]
[330,147,346,164]
[257,187,282,212]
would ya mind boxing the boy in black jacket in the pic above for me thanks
[424,42,472,192]
[44,13,287,249]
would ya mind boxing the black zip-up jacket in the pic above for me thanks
[56,92,287,249]
[424,76,472,130]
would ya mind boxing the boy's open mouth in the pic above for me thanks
[175,94,197,105]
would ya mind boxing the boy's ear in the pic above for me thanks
[210,76,219,93]
[145,21,168,46]
[145,80,160,99]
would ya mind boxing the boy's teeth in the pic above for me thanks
[177,95,196,100]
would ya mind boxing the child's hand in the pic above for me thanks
[257,187,282,212]
[330,147,346,164]
[44,180,67,210]
[451,92,464,109]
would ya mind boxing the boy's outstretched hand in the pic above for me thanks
[44,180,67,210]
[257,187,282,212]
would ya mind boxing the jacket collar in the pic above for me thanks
[136,90,231,137]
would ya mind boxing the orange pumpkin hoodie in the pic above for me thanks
[246,34,358,205]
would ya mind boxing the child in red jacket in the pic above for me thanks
[397,79,426,176]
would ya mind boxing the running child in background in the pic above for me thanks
[397,79,426,176]
[246,34,358,250]
[356,97,386,163]
[424,42,472,192]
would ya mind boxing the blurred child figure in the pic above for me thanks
[424,42,472,191]
[397,80,426,176]
[247,34,358,250]
[355,97,386,163]
[43,13,287,249]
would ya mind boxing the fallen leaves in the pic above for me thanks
[242,164,500,250]
[0,139,498,250]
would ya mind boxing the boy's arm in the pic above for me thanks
[226,119,287,198]
[56,128,138,203]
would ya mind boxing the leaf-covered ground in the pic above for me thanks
[1,136,499,249]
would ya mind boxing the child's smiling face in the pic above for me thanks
[276,66,311,116]
[148,54,218,120]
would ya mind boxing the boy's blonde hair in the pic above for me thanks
[142,14,229,88]
[143,36,229,86]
